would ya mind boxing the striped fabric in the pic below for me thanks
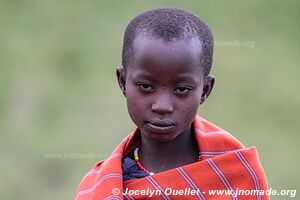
[75,116,269,200]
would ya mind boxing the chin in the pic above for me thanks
[146,132,179,143]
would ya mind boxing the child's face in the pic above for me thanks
[117,36,214,143]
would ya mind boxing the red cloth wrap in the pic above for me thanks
[75,116,269,200]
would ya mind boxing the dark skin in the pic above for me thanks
[117,35,215,173]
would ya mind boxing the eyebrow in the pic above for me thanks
[131,72,154,80]
[176,74,200,83]
[132,72,200,84]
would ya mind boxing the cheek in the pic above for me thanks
[125,85,148,124]
[127,97,139,120]
[176,96,201,121]
[182,101,199,116]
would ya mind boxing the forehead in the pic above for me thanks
[134,35,201,62]
[130,35,203,76]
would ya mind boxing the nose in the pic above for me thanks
[151,94,174,115]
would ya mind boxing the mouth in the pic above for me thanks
[146,119,176,134]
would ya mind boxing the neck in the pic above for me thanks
[139,124,198,173]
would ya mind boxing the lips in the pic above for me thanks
[146,119,175,133]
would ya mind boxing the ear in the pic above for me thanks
[116,66,127,97]
[200,75,215,105]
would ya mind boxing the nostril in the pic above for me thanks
[151,102,173,114]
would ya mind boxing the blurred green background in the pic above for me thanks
[0,0,299,199]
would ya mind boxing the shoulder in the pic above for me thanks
[195,116,245,151]
[75,159,106,195]
[94,159,105,169]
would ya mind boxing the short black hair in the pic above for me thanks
[122,7,214,78]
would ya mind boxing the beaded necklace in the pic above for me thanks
[134,147,201,175]
[134,147,154,175]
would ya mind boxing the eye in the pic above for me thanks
[136,83,154,92]
[175,86,192,95]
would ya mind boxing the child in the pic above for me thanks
[75,8,269,200]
